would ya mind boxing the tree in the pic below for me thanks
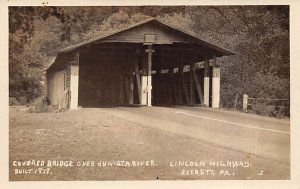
[189,6,289,116]
[9,6,86,103]
[9,6,290,117]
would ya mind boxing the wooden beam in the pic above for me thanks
[213,52,217,67]
[169,73,174,104]
[121,56,130,105]
[212,53,220,108]
[129,75,134,105]
[203,57,210,107]
[155,56,164,75]
[134,58,141,104]
[192,67,203,105]
[181,72,189,104]
[157,52,197,69]
[129,62,134,105]
[155,46,206,59]
[69,51,79,109]
[178,66,183,105]
[141,53,147,76]
[189,63,195,105]
[172,71,179,104]
[124,74,129,104]
[119,75,124,105]
[190,43,214,58]
[146,45,154,106]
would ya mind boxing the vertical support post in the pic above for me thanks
[70,51,79,109]
[145,45,154,106]
[124,74,129,104]
[128,58,134,105]
[181,68,189,104]
[140,53,148,105]
[172,69,179,104]
[119,75,124,105]
[134,58,141,104]
[189,63,195,105]
[168,68,178,104]
[129,74,134,105]
[140,76,147,105]
[203,58,210,107]
[192,64,203,105]
[178,66,183,105]
[212,53,220,108]
[243,94,248,111]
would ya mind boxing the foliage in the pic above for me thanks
[158,12,195,34]
[9,6,90,103]
[9,97,19,106]
[83,10,151,40]
[189,6,290,117]
[9,6,290,117]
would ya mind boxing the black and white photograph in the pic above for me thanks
[1,0,300,188]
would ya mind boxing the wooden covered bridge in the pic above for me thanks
[45,18,234,110]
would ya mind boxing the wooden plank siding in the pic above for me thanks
[47,68,69,109]
[103,23,194,44]
[65,66,71,109]
[45,18,233,109]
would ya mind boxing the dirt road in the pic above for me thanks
[9,106,290,180]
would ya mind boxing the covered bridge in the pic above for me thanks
[45,18,234,110]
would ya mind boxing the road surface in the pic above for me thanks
[9,106,290,180]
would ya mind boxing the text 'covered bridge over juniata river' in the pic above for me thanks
[45,18,234,109]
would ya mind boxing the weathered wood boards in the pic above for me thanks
[134,58,141,104]
[70,51,79,109]
[211,53,220,108]
[46,19,232,109]
[145,45,155,106]
[56,46,220,108]
[151,63,206,106]
[203,58,210,107]
[74,46,217,108]
[193,66,203,105]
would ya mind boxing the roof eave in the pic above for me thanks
[49,18,234,71]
